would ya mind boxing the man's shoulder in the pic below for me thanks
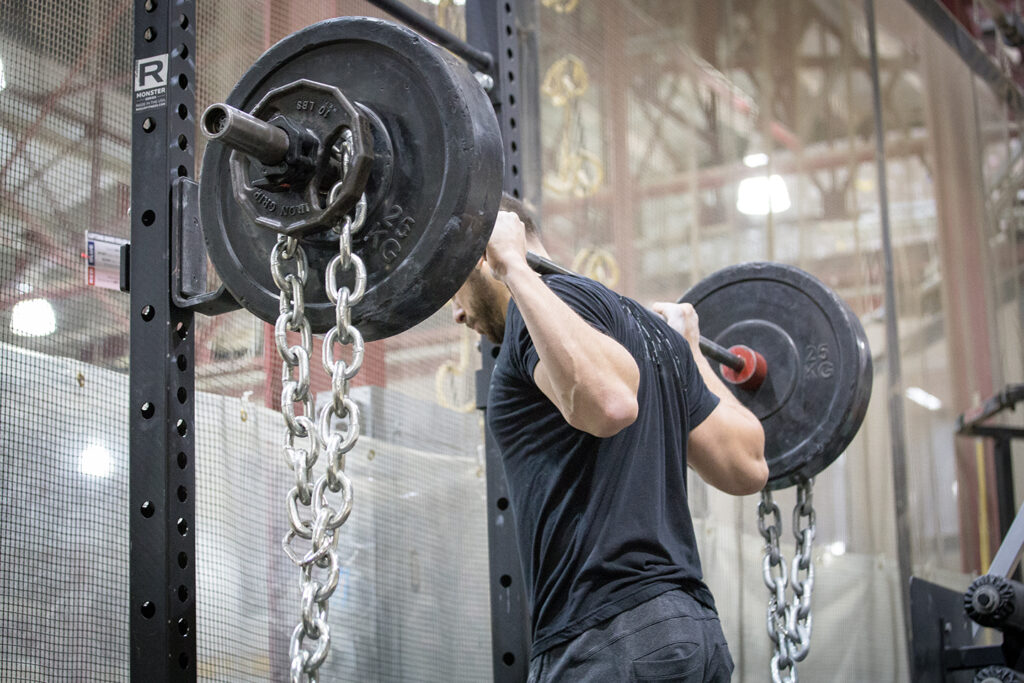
[540,273,623,309]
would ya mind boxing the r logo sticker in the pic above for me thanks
[134,54,169,112]
[135,55,168,91]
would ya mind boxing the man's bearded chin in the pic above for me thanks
[480,306,506,344]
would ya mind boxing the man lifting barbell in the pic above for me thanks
[197,15,872,678]
[451,196,767,682]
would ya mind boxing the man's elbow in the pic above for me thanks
[713,460,767,496]
[737,432,770,497]
[574,390,638,438]
[724,413,765,493]
[712,423,770,493]
[732,456,769,495]
[597,394,639,437]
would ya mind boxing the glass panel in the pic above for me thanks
[2,1,489,681]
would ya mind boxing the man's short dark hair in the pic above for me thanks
[499,192,540,237]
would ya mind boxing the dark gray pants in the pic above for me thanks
[527,589,734,682]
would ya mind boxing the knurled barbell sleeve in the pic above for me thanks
[201,103,289,166]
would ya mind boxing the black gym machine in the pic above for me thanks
[910,384,1024,683]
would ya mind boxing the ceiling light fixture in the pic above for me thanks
[11,298,56,337]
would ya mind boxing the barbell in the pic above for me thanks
[198,16,872,489]
[527,253,872,490]
[526,253,767,391]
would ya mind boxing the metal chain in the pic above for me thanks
[275,128,367,683]
[788,480,816,663]
[758,488,792,683]
[758,478,817,683]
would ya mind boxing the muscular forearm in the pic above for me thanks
[503,263,639,436]
[687,338,767,492]
[650,300,767,492]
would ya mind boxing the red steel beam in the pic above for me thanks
[0,1,131,188]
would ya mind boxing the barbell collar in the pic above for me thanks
[201,103,290,167]
[526,251,750,375]
[719,344,767,391]
[699,338,747,374]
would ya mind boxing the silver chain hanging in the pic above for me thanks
[274,128,368,683]
[758,478,817,683]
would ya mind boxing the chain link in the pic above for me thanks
[275,128,368,682]
[758,478,817,683]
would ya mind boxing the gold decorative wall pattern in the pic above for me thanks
[541,55,604,198]
[429,0,463,36]
[571,246,620,288]
[541,0,580,14]
[434,318,478,413]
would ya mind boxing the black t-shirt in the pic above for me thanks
[487,274,720,658]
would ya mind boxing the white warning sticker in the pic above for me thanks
[134,54,168,112]
[85,232,129,291]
